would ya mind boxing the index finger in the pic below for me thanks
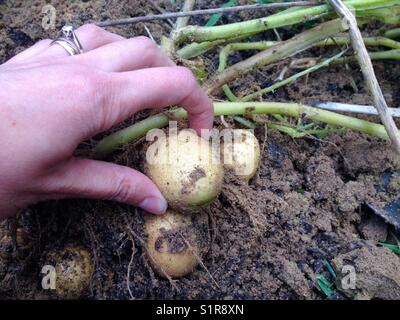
[88,66,214,136]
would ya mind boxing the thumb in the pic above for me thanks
[42,158,167,214]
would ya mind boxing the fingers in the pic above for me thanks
[39,24,124,59]
[41,157,168,214]
[72,36,175,72]
[4,39,52,65]
[87,66,213,136]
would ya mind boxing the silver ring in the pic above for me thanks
[50,25,83,56]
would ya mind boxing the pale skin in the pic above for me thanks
[0,24,214,219]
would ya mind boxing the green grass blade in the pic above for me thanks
[316,275,335,297]
[205,0,238,27]
[325,260,337,279]
[378,242,400,254]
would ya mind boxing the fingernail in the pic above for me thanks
[138,196,168,214]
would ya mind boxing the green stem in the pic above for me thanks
[233,116,256,128]
[173,0,400,44]
[240,50,346,102]
[222,48,400,101]
[218,36,400,72]
[205,18,347,94]
[384,27,400,38]
[267,123,345,138]
[218,38,400,101]
[323,36,400,48]
[218,41,278,72]
[177,34,255,59]
[333,48,400,63]
[93,102,392,158]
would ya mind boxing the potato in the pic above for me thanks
[144,209,210,278]
[145,129,224,212]
[44,245,93,299]
[221,129,261,181]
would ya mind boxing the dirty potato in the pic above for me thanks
[221,129,261,181]
[43,245,93,299]
[145,129,224,212]
[144,209,210,278]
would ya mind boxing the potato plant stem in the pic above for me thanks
[204,18,347,94]
[333,48,400,62]
[238,50,346,102]
[172,0,399,44]
[161,0,196,58]
[177,34,254,59]
[93,102,392,158]
[175,0,196,31]
[384,28,400,38]
[220,49,400,101]
[218,37,400,74]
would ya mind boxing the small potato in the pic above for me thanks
[221,129,261,181]
[145,129,224,212]
[44,245,93,299]
[144,210,209,278]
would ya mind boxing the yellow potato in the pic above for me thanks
[145,129,224,212]
[144,210,209,278]
[44,245,93,299]
[221,129,261,181]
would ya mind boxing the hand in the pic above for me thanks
[0,24,213,218]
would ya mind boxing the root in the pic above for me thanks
[164,216,220,290]
[83,217,101,297]
[123,215,178,291]
[205,210,216,267]
[126,234,136,300]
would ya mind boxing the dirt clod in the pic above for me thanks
[333,243,400,300]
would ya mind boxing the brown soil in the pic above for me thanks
[0,0,400,300]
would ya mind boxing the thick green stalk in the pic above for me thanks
[172,0,400,44]
[93,102,392,158]
[93,110,185,159]
[384,28,400,38]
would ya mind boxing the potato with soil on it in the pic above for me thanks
[144,209,210,278]
[145,129,224,213]
[43,245,93,299]
[221,129,261,181]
